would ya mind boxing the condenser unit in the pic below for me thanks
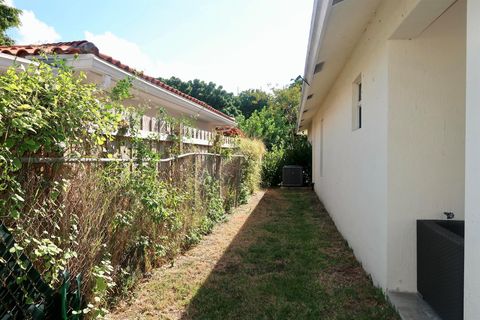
[282,165,303,187]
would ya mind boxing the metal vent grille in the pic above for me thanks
[314,62,324,74]
[282,165,303,187]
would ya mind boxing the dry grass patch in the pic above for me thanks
[108,191,266,319]
[109,189,399,320]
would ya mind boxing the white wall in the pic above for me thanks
[387,0,466,292]
[464,0,480,317]
[309,0,467,292]
[84,71,217,131]
[309,0,414,289]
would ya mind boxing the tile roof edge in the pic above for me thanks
[0,41,235,123]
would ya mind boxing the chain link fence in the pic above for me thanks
[1,152,244,319]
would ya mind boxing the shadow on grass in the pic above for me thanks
[180,189,399,320]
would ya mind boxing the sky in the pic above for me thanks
[4,0,313,93]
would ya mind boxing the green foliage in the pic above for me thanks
[261,136,312,187]
[0,60,124,218]
[158,77,272,119]
[110,76,133,102]
[0,0,21,45]
[89,258,115,318]
[236,89,269,118]
[185,174,225,246]
[261,146,285,187]
[237,138,265,203]
[238,81,312,187]
[0,58,259,318]
[158,76,240,117]
[239,82,301,149]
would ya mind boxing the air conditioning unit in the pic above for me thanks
[282,165,303,187]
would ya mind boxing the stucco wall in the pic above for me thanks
[388,0,466,291]
[464,0,480,316]
[84,71,216,131]
[387,0,466,292]
[308,0,466,292]
[309,0,413,289]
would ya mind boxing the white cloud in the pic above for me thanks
[84,31,194,84]
[6,0,61,44]
[85,31,161,75]
[83,30,279,93]
[17,11,61,44]
[84,6,310,93]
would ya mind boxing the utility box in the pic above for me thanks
[282,165,303,187]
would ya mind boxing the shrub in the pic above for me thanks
[0,59,259,318]
[261,136,312,187]
[261,146,285,187]
[237,138,265,203]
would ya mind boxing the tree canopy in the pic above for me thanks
[239,81,301,149]
[158,76,311,187]
[238,80,311,187]
[158,76,240,117]
[0,0,21,46]
[236,89,269,118]
[158,76,270,119]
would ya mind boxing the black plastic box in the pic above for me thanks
[417,220,464,320]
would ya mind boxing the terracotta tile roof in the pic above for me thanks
[0,40,235,122]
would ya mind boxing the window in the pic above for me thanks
[320,118,324,177]
[353,75,362,130]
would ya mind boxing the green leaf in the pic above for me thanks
[12,158,22,170]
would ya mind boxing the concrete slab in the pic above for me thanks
[388,291,441,320]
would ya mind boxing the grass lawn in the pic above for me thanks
[110,189,399,320]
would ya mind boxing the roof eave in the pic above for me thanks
[0,52,35,69]
[297,0,333,133]
[44,53,236,127]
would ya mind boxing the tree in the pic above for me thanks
[0,0,21,46]
[236,89,269,118]
[239,81,301,149]
[238,80,311,187]
[158,76,240,117]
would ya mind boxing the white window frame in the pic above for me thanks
[352,74,363,130]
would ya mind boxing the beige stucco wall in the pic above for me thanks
[309,0,409,290]
[83,71,217,131]
[309,0,466,292]
[387,0,466,292]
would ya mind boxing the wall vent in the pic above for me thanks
[314,62,324,74]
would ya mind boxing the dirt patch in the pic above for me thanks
[108,190,267,320]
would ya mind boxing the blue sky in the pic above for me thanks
[5,0,313,93]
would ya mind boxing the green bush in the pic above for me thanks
[261,146,285,187]
[0,59,260,317]
[237,138,265,203]
[238,81,312,187]
[261,136,312,187]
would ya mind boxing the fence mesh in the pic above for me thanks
[0,223,56,319]
[0,152,244,318]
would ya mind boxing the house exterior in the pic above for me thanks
[298,0,480,317]
[0,41,237,149]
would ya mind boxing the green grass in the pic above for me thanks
[184,189,399,320]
